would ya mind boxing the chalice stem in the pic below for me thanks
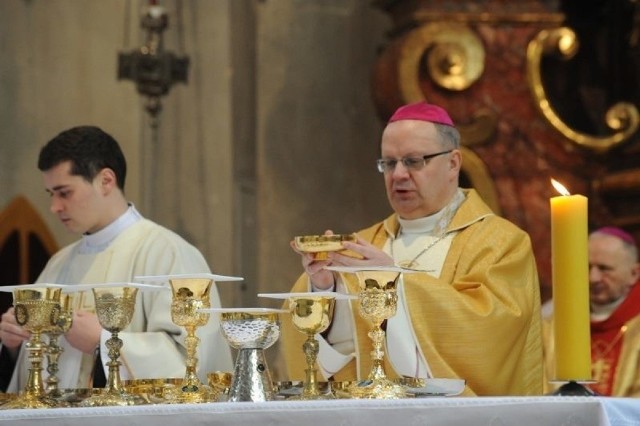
[182,330,200,391]
[368,325,387,381]
[302,335,320,396]
[45,334,62,394]
[105,332,124,393]
[25,332,46,396]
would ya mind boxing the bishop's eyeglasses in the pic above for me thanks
[376,150,452,173]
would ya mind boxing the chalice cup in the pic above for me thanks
[164,277,215,403]
[1,285,62,409]
[44,293,74,398]
[288,295,336,400]
[81,285,143,407]
[217,308,284,402]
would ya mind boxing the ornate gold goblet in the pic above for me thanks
[327,266,407,399]
[44,293,74,398]
[288,296,334,399]
[134,273,243,403]
[213,308,285,402]
[165,277,215,403]
[259,291,356,400]
[80,284,144,407]
[0,285,62,409]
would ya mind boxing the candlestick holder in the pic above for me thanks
[326,266,407,399]
[0,284,62,409]
[549,380,597,396]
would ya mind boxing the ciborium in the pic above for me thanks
[259,292,356,400]
[294,233,357,260]
[72,283,154,407]
[0,284,62,409]
[44,293,74,398]
[206,308,285,402]
[135,273,243,404]
[327,266,407,399]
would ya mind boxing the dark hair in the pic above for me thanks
[37,126,127,190]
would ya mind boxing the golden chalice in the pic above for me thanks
[44,293,74,398]
[0,284,62,409]
[294,233,357,260]
[166,277,216,403]
[288,296,335,399]
[259,291,356,400]
[134,273,243,403]
[327,266,407,399]
[80,284,145,407]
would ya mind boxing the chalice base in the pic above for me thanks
[80,389,148,407]
[340,378,407,399]
[162,383,218,404]
[0,393,59,410]
[288,390,336,401]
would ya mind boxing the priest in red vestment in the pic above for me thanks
[544,226,640,396]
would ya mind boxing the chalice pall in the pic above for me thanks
[44,293,74,398]
[289,296,336,400]
[1,286,62,409]
[165,277,215,403]
[218,309,284,402]
[80,285,142,407]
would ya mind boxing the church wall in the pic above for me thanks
[0,0,391,320]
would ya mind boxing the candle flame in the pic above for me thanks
[551,178,571,196]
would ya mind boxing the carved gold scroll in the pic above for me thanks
[526,27,639,153]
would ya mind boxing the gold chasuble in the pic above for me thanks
[281,189,543,396]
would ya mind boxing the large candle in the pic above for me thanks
[550,179,591,381]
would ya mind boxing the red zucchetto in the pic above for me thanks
[388,102,454,126]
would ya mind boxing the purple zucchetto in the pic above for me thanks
[593,226,637,247]
[388,102,454,126]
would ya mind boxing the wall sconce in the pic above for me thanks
[117,2,189,126]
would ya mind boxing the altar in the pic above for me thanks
[1,396,639,426]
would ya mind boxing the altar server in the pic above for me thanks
[0,126,232,391]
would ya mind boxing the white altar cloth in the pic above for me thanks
[0,396,638,426]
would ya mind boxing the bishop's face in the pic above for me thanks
[380,120,461,220]
[42,160,112,235]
